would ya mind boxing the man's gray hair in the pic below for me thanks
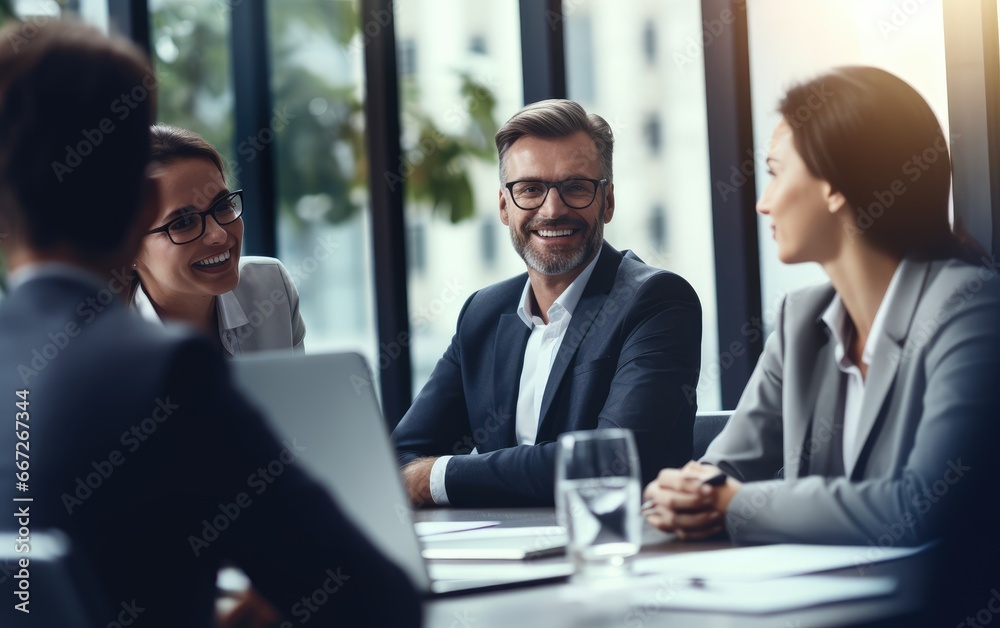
[494,99,614,184]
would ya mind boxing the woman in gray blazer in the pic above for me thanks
[643,67,999,549]
[129,125,305,356]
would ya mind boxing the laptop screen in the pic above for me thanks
[231,351,431,591]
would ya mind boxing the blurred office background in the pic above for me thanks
[2,0,997,427]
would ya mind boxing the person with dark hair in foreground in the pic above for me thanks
[0,20,420,628]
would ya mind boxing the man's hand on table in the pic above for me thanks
[401,457,439,506]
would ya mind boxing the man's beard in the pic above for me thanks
[509,206,605,276]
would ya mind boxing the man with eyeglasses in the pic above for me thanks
[392,99,702,507]
[0,21,419,627]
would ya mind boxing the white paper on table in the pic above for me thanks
[420,526,569,560]
[621,575,898,614]
[421,525,566,542]
[414,521,501,538]
[633,543,931,580]
[429,562,574,582]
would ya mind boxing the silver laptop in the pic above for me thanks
[231,351,572,595]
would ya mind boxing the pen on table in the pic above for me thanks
[641,471,727,514]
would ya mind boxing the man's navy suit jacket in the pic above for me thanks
[0,274,419,628]
[392,242,702,506]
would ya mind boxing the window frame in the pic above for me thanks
[109,0,1000,418]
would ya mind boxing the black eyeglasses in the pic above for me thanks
[504,178,607,210]
[146,190,244,245]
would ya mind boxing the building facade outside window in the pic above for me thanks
[748,0,950,335]
[566,0,721,409]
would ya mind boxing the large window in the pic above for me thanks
[2,0,990,411]
[748,0,950,332]
[395,0,524,390]
[269,0,378,367]
[150,0,234,167]
[11,0,107,29]
[565,0,721,409]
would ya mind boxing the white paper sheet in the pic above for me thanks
[420,526,569,560]
[617,575,898,613]
[633,543,930,580]
[422,525,566,542]
[429,562,574,582]
[414,521,500,537]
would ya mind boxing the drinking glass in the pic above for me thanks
[555,428,641,578]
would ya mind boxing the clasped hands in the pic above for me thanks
[642,461,741,540]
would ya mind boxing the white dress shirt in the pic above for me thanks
[134,282,250,353]
[820,259,906,470]
[428,250,602,505]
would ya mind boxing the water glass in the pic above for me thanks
[555,428,641,578]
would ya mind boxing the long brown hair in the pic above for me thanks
[779,66,978,262]
[149,124,227,181]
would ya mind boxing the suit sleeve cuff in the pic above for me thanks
[724,480,780,543]
[430,455,453,505]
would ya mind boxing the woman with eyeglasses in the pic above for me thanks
[128,125,304,355]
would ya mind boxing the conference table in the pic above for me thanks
[416,508,929,628]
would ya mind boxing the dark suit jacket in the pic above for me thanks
[392,242,702,506]
[0,273,420,628]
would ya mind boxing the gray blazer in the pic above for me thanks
[135,256,304,356]
[703,257,1000,545]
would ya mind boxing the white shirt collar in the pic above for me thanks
[821,259,908,369]
[131,282,161,322]
[133,282,248,332]
[516,249,602,329]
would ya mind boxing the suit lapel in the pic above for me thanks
[803,365,845,476]
[494,312,531,448]
[535,244,622,440]
[845,260,930,477]
[785,320,838,479]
